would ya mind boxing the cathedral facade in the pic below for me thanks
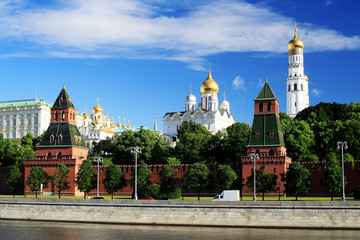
[163,69,235,138]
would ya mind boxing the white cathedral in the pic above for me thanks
[287,23,309,118]
[163,69,235,138]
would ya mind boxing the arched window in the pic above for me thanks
[294,83,298,91]
[288,84,291,91]
[47,152,52,159]
[259,102,263,112]
[255,149,260,155]
[62,111,65,120]
[301,84,303,91]
[269,149,274,156]
[57,152,62,159]
[267,102,272,112]
[255,131,260,138]
[54,111,57,120]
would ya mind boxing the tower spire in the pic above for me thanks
[190,85,192,95]
[63,82,66,89]
[224,91,226,100]
[154,117,158,131]
[294,20,297,37]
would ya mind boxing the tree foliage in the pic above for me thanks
[6,165,23,197]
[113,129,169,165]
[246,165,278,200]
[130,160,158,198]
[75,160,96,199]
[53,163,71,199]
[103,165,127,199]
[175,121,212,164]
[321,153,343,200]
[26,167,49,198]
[93,137,115,155]
[0,135,35,167]
[282,162,311,200]
[216,165,238,191]
[158,166,181,199]
[183,162,210,200]
[225,122,251,164]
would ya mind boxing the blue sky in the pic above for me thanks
[0,0,359,130]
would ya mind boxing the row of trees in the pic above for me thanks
[6,158,347,200]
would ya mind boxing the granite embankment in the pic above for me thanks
[1,198,360,229]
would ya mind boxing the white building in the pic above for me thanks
[287,22,309,118]
[0,99,52,139]
[163,69,235,139]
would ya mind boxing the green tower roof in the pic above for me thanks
[256,81,276,100]
[52,86,75,109]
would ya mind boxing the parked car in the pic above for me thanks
[157,196,171,200]
[91,197,104,200]
[140,196,154,200]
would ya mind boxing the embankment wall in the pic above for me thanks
[1,198,360,229]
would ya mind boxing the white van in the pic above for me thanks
[211,190,240,201]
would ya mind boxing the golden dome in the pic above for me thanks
[83,113,90,119]
[110,122,116,128]
[288,22,304,50]
[200,70,219,94]
[98,115,103,119]
[105,116,110,122]
[92,102,103,114]
[304,75,308,81]
[95,119,100,125]
[117,122,121,127]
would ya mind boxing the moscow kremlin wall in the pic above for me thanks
[0,84,360,197]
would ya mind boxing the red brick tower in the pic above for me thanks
[24,85,88,196]
[241,80,291,195]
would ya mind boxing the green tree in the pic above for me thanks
[53,163,71,199]
[75,160,96,199]
[26,167,49,198]
[282,162,311,200]
[206,131,229,164]
[130,160,158,198]
[246,165,278,200]
[226,122,251,164]
[93,137,114,155]
[159,166,181,199]
[183,162,210,200]
[113,129,169,165]
[216,165,237,191]
[322,154,343,201]
[282,119,318,162]
[176,121,211,164]
[103,165,127,199]
[6,166,23,197]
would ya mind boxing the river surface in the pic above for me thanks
[1,220,359,240]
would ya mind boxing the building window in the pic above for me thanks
[269,149,274,156]
[274,168,276,172]
[267,102,272,112]
[34,116,38,124]
[62,111,65,120]
[12,117,16,126]
[57,152,62,159]
[255,131,260,138]
[269,131,274,138]
[54,111,57,120]
[255,149,260,155]
[47,152,52,159]
[0,119,2,126]
[288,84,291,91]
[301,84,303,91]
[12,131,16,138]
[294,83,297,91]
[259,102,263,112]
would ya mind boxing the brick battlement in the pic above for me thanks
[24,158,77,167]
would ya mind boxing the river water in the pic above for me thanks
[0,220,359,240]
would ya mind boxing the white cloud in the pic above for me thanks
[232,75,245,90]
[312,88,321,96]
[325,0,332,6]
[257,78,264,89]
[0,0,358,65]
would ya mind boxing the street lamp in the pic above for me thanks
[337,141,348,202]
[131,146,142,200]
[250,153,259,201]
[93,156,103,198]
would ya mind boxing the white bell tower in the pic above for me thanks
[287,22,309,118]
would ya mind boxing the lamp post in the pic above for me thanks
[250,153,259,201]
[131,146,142,200]
[93,156,103,198]
[337,141,348,202]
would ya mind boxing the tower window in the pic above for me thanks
[269,149,274,156]
[294,84,297,91]
[288,84,291,91]
[267,102,272,112]
[295,102,297,107]
[269,131,274,138]
[301,84,303,91]
[255,131,260,138]
[259,102,263,112]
